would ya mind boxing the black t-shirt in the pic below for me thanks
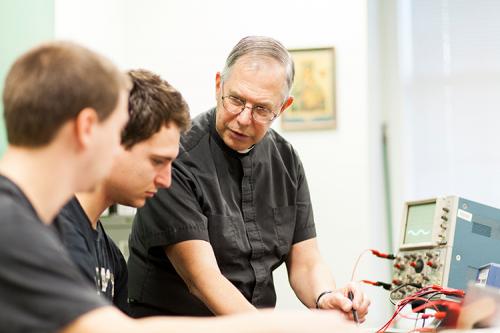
[0,175,108,333]
[128,108,316,316]
[56,197,129,314]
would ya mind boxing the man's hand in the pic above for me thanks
[316,282,370,323]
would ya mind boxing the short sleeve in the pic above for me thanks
[0,205,108,333]
[134,161,210,251]
[292,155,317,244]
[55,212,96,285]
[110,239,130,314]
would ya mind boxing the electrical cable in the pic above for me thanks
[389,283,422,305]
[351,249,371,282]
[351,248,396,282]
[376,285,464,332]
[361,280,392,290]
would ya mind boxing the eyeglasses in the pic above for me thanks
[220,83,281,124]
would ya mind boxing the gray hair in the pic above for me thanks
[221,36,295,96]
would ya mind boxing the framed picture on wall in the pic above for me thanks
[282,47,337,131]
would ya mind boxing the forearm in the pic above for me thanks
[63,307,263,333]
[165,241,257,315]
[139,310,355,333]
[63,305,359,333]
[289,258,336,308]
[187,267,257,315]
[138,311,280,333]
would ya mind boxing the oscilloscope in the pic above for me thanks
[391,196,500,300]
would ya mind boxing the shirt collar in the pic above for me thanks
[209,108,254,158]
[237,145,255,154]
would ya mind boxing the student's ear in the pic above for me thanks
[74,107,99,148]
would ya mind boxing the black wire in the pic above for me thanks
[425,291,443,301]
[388,287,464,330]
[389,283,423,305]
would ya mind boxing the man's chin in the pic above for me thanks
[131,199,146,208]
[223,135,252,152]
[117,198,144,209]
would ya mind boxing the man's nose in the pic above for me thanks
[236,105,253,125]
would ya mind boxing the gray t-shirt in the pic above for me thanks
[0,175,108,333]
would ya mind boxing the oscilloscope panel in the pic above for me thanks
[391,196,500,300]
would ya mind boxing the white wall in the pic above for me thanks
[55,0,391,326]
[382,0,500,251]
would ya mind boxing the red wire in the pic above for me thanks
[370,249,394,259]
[406,328,436,333]
[362,279,379,286]
[376,285,464,332]
[403,296,440,312]
[351,248,395,281]
[353,250,464,332]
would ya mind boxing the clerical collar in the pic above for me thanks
[237,145,255,154]
[210,108,255,157]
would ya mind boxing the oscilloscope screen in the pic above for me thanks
[404,202,436,245]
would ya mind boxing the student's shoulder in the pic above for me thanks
[56,197,91,234]
[0,189,35,227]
[59,197,82,218]
[55,200,96,260]
[0,192,55,253]
[0,176,36,221]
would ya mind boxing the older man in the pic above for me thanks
[128,36,371,321]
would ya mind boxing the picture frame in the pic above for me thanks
[282,47,337,131]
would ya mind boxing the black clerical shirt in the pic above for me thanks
[128,108,316,316]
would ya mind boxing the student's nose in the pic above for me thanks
[154,165,171,188]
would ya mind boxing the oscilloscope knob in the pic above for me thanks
[410,259,425,273]
[394,263,405,270]
[392,279,402,286]
[426,261,438,269]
